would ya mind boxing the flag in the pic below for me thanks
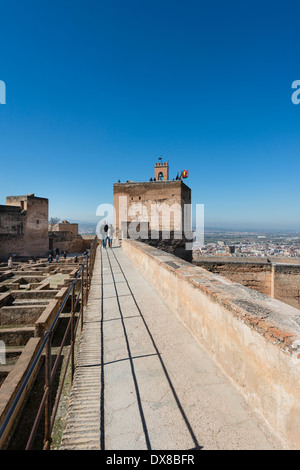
[181,170,189,178]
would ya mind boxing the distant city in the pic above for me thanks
[74,219,300,260]
[78,222,98,235]
[193,228,300,260]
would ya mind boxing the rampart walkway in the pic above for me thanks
[59,245,283,450]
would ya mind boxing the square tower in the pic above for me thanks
[113,179,192,261]
[4,193,49,256]
[154,161,169,181]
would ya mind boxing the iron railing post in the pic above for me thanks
[43,331,52,450]
[71,285,75,384]
[80,269,84,331]
[85,256,89,306]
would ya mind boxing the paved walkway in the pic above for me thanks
[59,246,284,450]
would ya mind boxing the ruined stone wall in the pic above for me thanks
[0,206,25,259]
[273,264,300,310]
[194,259,300,310]
[0,206,24,236]
[1,195,49,258]
[194,260,272,296]
[0,234,26,260]
[49,222,78,236]
[49,232,93,254]
[22,196,48,256]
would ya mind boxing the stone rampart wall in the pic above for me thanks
[122,239,300,449]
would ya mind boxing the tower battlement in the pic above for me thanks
[154,160,169,181]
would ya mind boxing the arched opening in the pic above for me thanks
[158,172,164,180]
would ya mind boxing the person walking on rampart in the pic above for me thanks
[108,224,114,248]
[100,220,109,248]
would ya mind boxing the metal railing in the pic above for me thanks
[0,236,98,450]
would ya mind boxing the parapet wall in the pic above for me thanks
[122,239,300,449]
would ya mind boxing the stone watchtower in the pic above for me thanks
[0,193,49,258]
[154,161,169,181]
[113,160,192,261]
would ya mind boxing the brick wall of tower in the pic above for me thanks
[154,162,169,181]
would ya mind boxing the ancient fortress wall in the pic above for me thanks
[20,196,48,257]
[0,195,49,258]
[48,221,94,254]
[193,260,300,310]
[0,194,93,259]
[194,260,272,295]
[273,264,300,309]
[0,206,25,259]
[50,222,78,236]
[49,232,93,254]
[122,239,300,449]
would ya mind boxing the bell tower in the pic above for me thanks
[154,160,169,181]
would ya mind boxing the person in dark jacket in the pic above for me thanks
[100,220,109,248]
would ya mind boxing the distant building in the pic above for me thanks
[49,220,79,237]
[48,220,92,254]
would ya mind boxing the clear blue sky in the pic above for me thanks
[1,0,300,230]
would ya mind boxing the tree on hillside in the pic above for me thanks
[49,217,60,226]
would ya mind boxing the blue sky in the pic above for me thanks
[1,0,300,230]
